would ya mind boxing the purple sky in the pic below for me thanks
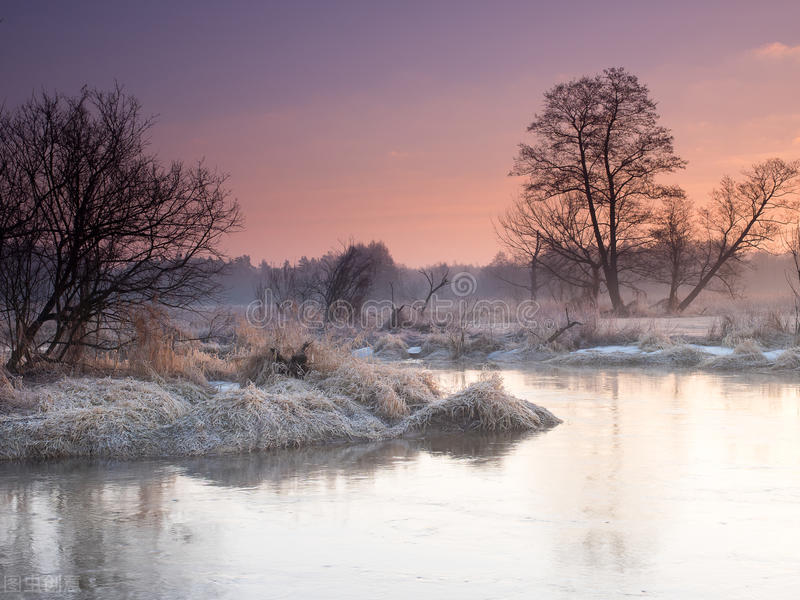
[3,0,800,265]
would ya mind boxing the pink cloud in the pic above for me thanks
[754,42,800,60]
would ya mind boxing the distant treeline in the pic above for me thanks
[215,243,797,309]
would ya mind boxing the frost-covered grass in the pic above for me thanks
[0,342,560,460]
[352,303,800,374]
[404,373,560,432]
[7,303,800,461]
[705,309,800,349]
[546,341,795,371]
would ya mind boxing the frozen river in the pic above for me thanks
[2,367,799,598]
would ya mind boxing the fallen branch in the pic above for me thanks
[545,308,582,344]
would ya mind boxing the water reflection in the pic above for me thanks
[1,367,799,599]
[178,432,528,490]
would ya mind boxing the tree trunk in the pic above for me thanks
[676,265,723,312]
[605,269,625,313]
[667,283,679,313]
[6,319,45,372]
[590,266,601,305]
[390,305,405,329]
[529,258,538,301]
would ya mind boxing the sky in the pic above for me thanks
[2,0,800,267]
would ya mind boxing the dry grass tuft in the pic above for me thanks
[733,339,764,356]
[401,373,561,433]
[710,310,796,349]
[638,331,673,352]
[311,361,440,420]
[0,378,194,459]
[772,348,800,371]
[657,344,708,367]
[704,347,769,370]
[185,347,238,381]
[421,332,452,356]
[531,304,645,351]
[373,333,408,359]
[0,369,38,414]
[239,332,440,420]
[547,349,655,368]
[547,343,709,369]
[192,380,387,453]
[123,308,208,385]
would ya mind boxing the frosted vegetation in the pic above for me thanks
[0,332,560,460]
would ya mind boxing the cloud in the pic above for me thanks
[754,42,800,60]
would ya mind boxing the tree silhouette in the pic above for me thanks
[0,87,241,371]
[512,67,685,313]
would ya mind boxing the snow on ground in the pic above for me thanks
[570,344,785,362]
[351,347,374,359]
[487,348,525,361]
[574,345,650,355]
[209,381,241,392]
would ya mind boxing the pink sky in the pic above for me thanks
[3,1,800,266]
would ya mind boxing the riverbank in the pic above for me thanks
[354,319,800,374]
[0,360,560,461]
[5,309,800,461]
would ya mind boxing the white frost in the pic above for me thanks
[573,345,649,355]
[352,347,374,359]
[571,343,784,362]
[209,381,241,392]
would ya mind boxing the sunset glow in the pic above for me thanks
[3,1,799,265]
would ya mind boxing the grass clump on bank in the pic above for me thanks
[706,309,798,349]
[0,336,560,461]
[772,348,800,370]
[402,373,560,433]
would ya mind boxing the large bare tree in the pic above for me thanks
[0,87,242,371]
[511,67,686,312]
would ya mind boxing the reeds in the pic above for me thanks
[707,309,797,348]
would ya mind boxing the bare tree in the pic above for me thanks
[417,266,449,315]
[511,67,686,312]
[676,158,800,312]
[388,281,405,329]
[644,192,698,312]
[312,243,379,323]
[0,87,242,371]
[783,224,800,331]
[500,192,604,303]
[495,200,543,300]
[255,259,302,316]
